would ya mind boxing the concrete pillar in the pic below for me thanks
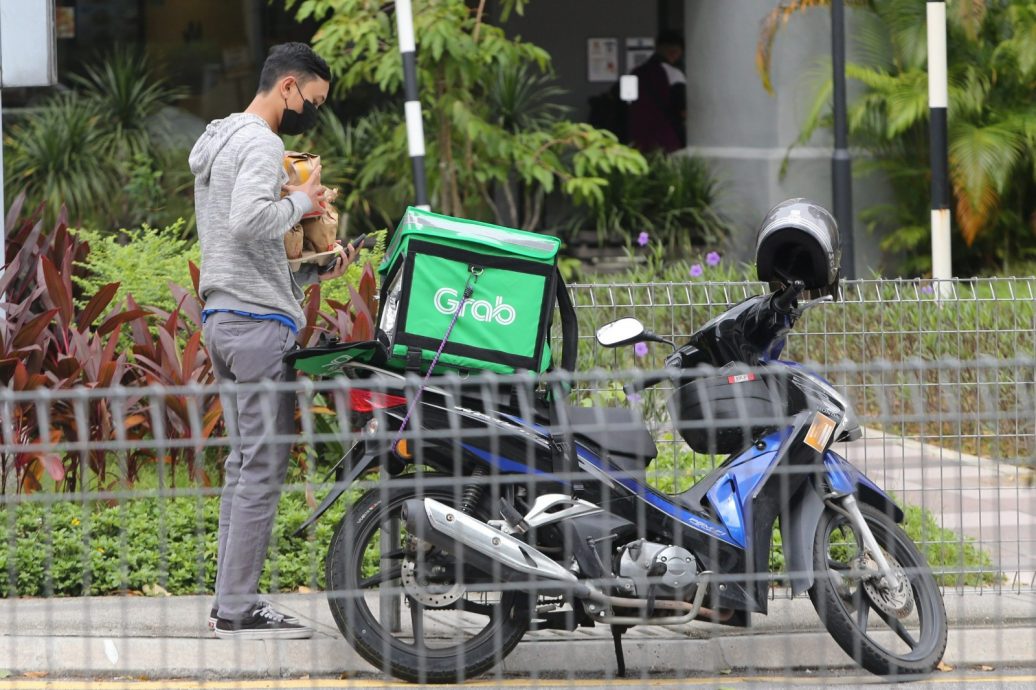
[683,0,886,273]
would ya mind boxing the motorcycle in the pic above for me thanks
[291,279,948,683]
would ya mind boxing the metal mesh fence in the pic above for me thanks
[0,278,1034,685]
[566,278,1036,592]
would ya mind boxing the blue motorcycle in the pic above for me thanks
[296,199,946,682]
[297,276,947,683]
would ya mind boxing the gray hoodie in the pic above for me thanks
[189,113,318,329]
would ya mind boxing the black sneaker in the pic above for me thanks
[208,600,300,631]
[214,603,313,640]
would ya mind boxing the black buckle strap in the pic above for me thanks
[405,347,423,373]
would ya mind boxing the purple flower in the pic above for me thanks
[689,263,703,278]
[636,231,650,247]
[706,251,721,267]
[627,392,643,404]
[634,342,649,358]
[921,285,935,295]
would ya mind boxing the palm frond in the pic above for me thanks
[953,0,988,41]
[871,0,929,70]
[948,66,992,121]
[991,4,1036,81]
[488,64,569,132]
[3,93,119,223]
[69,46,185,157]
[949,120,1027,244]
[852,9,896,71]
[757,0,829,96]
[883,69,929,137]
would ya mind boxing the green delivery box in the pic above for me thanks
[378,207,569,375]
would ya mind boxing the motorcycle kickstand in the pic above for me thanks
[611,624,628,678]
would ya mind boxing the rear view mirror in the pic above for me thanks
[596,318,646,348]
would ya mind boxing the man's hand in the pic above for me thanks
[317,241,358,282]
[283,163,325,213]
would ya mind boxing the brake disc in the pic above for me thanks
[860,553,914,619]
[400,558,466,608]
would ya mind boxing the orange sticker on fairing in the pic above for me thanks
[804,412,836,452]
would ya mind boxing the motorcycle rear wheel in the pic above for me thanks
[325,474,529,683]
[809,501,948,677]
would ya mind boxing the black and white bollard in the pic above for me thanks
[927,1,951,296]
[395,0,430,211]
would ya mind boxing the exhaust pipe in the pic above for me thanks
[403,498,580,590]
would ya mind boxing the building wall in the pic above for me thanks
[501,1,659,122]
[684,0,888,275]
[502,0,888,274]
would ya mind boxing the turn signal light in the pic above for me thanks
[395,439,413,459]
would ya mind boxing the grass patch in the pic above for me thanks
[570,272,1036,464]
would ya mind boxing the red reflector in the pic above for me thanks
[727,373,757,384]
[350,389,408,413]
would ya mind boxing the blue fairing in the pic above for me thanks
[573,446,739,545]
[824,449,901,518]
[823,450,856,495]
[702,428,790,547]
[486,414,742,546]
[472,414,898,549]
[461,443,551,477]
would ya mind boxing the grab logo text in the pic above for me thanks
[434,288,516,326]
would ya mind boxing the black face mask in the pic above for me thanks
[280,83,318,135]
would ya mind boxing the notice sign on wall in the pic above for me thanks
[587,37,618,82]
[626,37,655,73]
[56,7,76,39]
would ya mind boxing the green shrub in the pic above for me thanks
[0,477,995,597]
[0,490,354,598]
[567,151,735,253]
[2,49,186,231]
[72,223,200,315]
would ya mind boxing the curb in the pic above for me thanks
[2,592,1034,680]
[3,625,1035,680]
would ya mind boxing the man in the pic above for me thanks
[189,42,355,640]
[628,30,687,154]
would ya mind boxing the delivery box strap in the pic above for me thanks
[555,270,577,374]
[393,265,482,446]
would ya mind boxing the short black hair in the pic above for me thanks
[257,42,331,93]
[656,30,685,51]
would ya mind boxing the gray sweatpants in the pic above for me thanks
[202,313,297,621]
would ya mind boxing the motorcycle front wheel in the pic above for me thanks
[809,501,948,677]
[324,474,529,683]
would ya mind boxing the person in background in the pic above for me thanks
[627,30,687,154]
[189,42,356,640]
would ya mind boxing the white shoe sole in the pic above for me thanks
[214,627,314,640]
[209,608,299,631]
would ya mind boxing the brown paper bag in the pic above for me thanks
[301,206,340,266]
[283,151,320,186]
[283,151,324,218]
[284,223,304,260]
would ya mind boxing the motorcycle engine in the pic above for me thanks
[616,539,699,600]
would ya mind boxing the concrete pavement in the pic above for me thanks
[0,590,1033,680]
[839,428,1036,584]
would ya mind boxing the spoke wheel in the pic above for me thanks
[325,475,529,683]
[809,502,948,677]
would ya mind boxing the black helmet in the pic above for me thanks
[756,198,841,297]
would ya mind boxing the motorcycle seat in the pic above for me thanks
[565,406,658,466]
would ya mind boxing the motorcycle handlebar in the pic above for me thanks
[771,281,806,315]
[624,372,673,398]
